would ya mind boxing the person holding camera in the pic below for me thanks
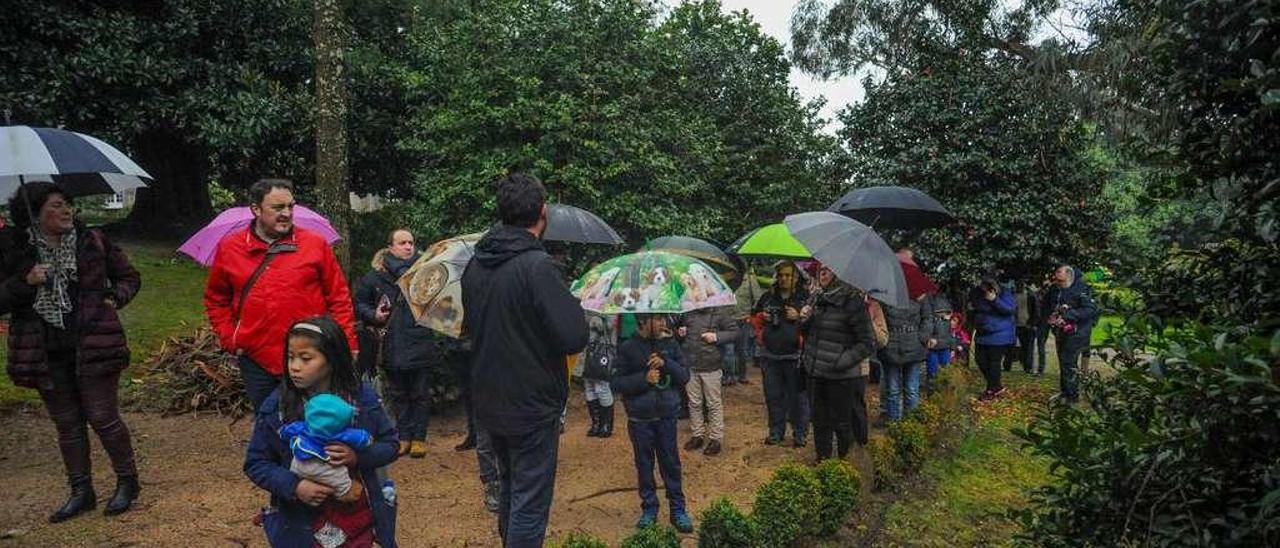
[1043,265,1098,404]
[353,228,440,458]
[752,261,811,447]
[970,276,1017,401]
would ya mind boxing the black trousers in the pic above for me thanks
[384,368,431,441]
[811,377,863,460]
[1016,326,1036,372]
[975,344,1009,393]
[1057,335,1089,402]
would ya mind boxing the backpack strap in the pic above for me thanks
[233,241,298,323]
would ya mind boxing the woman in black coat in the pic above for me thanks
[353,228,440,458]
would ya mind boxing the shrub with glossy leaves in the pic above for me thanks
[620,525,680,548]
[813,459,861,536]
[752,463,822,546]
[697,497,757,548]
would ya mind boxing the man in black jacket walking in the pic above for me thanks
[461,173,589,548]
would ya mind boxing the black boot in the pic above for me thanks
[50,475,96,523]
[586,400,601,437]
[599,404,615,438]
[103,474,140,516]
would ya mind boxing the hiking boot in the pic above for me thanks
[671,511,695,533]
[104,474,140,516]
[703,440,722,456]
[683,437,705,451]
[992,386,1008,398]
[598,404,615,438]
[50,475,96,523]
[764,435,782,445]
[398,441,412,456]
[482,481,500,514]
[793,435,807,448]
[410,440,428,459]
[635,511,658,529]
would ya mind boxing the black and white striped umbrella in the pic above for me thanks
[0,125,152,201]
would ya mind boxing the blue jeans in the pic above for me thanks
[882,359,922,421]
[627,417,686,517]
[239,355,279,412]
[735,320,756,380]
[926,349,951,378]
[491,424,561,548]
[584,378,614,406]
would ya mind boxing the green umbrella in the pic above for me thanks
[571,251,736,314]
[727,223,812,258]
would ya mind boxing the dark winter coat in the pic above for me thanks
[971,286,1017,346]
[0,224,140,390]
[753,287,809,359]
[878,297,932,365]
[611,334,689,421]
[353,249,440,372]
[1043,272,1098,343]
[460,225,589,436]
[799,283,877,380]
[244,384,399,548]
[676,307,738,373]
[925,294,956,350]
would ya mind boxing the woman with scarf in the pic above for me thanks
[0,182,143,522]
[354,228,440,458]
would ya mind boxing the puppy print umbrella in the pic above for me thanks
[571,251,735,314]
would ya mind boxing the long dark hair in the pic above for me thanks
[279,316,360,422]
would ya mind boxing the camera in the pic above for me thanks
[765,305,783,326]
[1048,311,1077,334]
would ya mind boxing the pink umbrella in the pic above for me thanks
[177,205,342,266]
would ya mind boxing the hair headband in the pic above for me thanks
[293,322,324,334]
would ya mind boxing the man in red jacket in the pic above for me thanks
[204,178,358,411]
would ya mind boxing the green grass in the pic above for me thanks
[0,241,207,407]
[878,372,1055,547]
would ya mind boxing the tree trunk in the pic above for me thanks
[125,127,214,238]
[314,0,351,268]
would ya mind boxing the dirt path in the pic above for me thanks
[0,367,849,547]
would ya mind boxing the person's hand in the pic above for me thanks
[700,332,717,344]
[927,338,937,349]
[325,443,359,467]
[647,353,665,370]
[799,305,812,319]
[646,369,661,385]
[103,295,118,309]
[25,264,50,286]
[985,290,997,302]
[295,479,334,506]
[785,306,800,321]
[375,308,390,323]
[676,326,688,338]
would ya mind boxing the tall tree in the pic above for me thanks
[314,0,351,266]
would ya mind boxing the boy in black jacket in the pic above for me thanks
[611,314,694,533]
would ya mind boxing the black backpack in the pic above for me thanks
[583,337,617,380]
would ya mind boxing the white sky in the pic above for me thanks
[714,0,871,132]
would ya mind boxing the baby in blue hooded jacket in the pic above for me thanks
[279,394,373,502]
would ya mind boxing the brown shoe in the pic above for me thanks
[410,440,427,459]
[703,440,722,456]
[398,441,411,456]
[683,437,705,451]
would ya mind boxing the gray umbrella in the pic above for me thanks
[543,203,624,245]
[828,185,954,229]
[784,211,909,308]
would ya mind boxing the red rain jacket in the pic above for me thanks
[204,226,357,375]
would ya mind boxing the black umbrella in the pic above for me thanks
[828,185,954,230]
[642,235,736,272]
[543,203,624,245]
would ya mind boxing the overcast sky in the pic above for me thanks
[714,0,869,132]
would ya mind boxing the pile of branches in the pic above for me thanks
[125,326,250,420]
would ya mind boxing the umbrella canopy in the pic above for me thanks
[398,233,483,338]
[784,211,910,308]
[177,205,342,266]
[643,235,736,272]
[543,203,624,245]
[0,126,152,200]
[828,185,954,230]
[572,251,735,314]
[727,223,811,258]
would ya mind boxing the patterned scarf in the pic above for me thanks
[31,228,78,329]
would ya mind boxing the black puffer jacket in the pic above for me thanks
[461,225,589,436]
[800,283,876,380]
[611,334,689,421]
[878,297,932,364]
[353,249,440,371]
[753,288,808,359]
